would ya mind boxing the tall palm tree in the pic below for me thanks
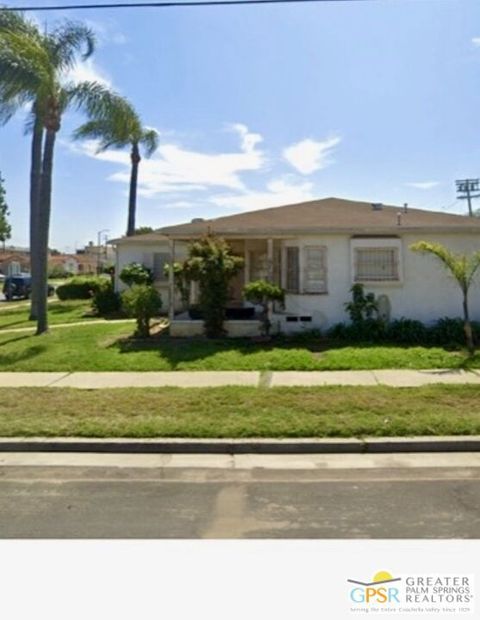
[411,241,480,355]
[0,12,115,333]
[73,103,159,236]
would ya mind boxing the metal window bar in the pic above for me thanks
[354,248,399,281]
[286,247,300,293]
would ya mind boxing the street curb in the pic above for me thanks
[0,437,479,454]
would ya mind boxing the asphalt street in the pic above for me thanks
[0,453,479,538]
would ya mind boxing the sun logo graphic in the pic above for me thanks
[348,571,402,605]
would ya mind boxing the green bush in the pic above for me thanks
[119,263,153,287]
[121,284,162,338]
[345,283,378,323]
[91,280,121,316]
[386,318,429,345]
[430,317,480,347]
[243,280,285,336]
[181,236,243,338]
[56,276,106,300]
[48,264,70,279]
[327,319,386,343]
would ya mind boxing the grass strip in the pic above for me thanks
[0,385,479,438]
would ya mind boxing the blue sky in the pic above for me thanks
[1,0,480,251]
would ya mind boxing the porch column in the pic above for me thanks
[168,238,175,322]
[267,238,274,322]
[244,241,250,286]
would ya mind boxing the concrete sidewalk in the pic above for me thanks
[0,368,479,388]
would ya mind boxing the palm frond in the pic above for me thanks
[47,21,96,71]
[140,128,159,158]
[0,10,40,39]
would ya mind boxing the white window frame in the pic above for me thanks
[350,238,403,285]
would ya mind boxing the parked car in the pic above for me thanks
[3,275,55,301]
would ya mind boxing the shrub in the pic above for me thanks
[345,283,378,323]
[243,280,285,336]
[121,284,162,338]
[48,264,70,279]
[327,319,386,343]
[91,280,121,316]
[56,276,106,300]
[181,235,244,338]
[119,262,153,287]
[386,318,429,345]
[430,317,480,347]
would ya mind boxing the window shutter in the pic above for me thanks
[286,247,300,293]
[304,247,327,293]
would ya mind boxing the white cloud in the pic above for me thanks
[472,37,480,47]
[65,125,265,197]
[405,181,440,190]
[210,178,315,212]
[66,58,113,88]
[228,123,263,152]
[283,136,341,175]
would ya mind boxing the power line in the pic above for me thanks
[456,178,480,217]
[1,0,378,12]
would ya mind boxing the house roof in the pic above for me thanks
[157,197,480,238]
[109,232,169,245]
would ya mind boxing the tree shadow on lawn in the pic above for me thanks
[107,331,479,371]
[0,334,46,365]
[110,333,291,369]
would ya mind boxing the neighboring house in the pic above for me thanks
[112,197,480,336]
[49,254,97,275]
[0,252,30,275]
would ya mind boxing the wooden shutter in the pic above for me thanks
[304,247,327,293]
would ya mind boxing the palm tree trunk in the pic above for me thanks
[35,128,56,335]
[126,143,140,237]
[462,291,475,355]
[29,112,44,321]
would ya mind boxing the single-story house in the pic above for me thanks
[49,254,98,275]
[111,197,480,336]
[0,252,30,275]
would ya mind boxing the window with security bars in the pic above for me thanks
[354,247,399,282]
[286,247,300,293]
[304,246,327,293]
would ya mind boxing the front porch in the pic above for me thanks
[167,236,326,336]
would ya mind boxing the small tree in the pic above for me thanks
[345,283,378,324]
[410,241,480,354]
[120,262,153,287]
[182,235,243,338]
[244,280,285,337]
[121,284,162,338]
[0,172,11,251]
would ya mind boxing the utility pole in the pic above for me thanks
[455,179,480,217]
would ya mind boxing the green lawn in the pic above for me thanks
[0,385,479,437]
[0,299,94,330]
[0,321,477,371]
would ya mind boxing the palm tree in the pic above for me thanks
[410,241,480,354]
[0,12,115,333]
[73,102,159,236]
